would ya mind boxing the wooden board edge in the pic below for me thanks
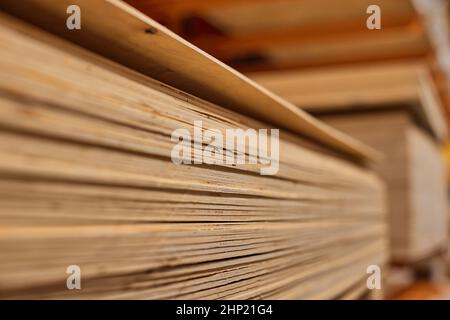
[0,0,380,162]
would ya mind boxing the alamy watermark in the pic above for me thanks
[66,265,81,290]
[66,4,81,30]
[171,121,279,175]
[366,265,382,290]
[64,4,380,31]
[367,4,381,30]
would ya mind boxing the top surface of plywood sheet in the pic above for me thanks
[250,62,448,141]
[0,0,378,161]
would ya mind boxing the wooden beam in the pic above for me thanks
[189,14,418,52]
[190,19,430,70]
[200,0,415,36]
[124,0,417,40]
[249,61,448,140]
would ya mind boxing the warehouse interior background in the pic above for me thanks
[0,0,450,300]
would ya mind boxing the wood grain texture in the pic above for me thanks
[0,13,387,299]
[0,0,378,161]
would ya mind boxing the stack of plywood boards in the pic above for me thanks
[252,62,448,264]
[0,1,386,299]
[319,111,447,263]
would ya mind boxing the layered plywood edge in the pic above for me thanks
[0,10,388,299]
[249,62,448,141]
[0,0,379,162]
[319,111,447,264]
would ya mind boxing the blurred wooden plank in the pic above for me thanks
[250,61,448,140]
[125,0,416,37]
[200,0,415,36]
[189,16,424,62]
[246,22,429,70]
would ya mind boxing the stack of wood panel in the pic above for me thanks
[0,1,387,299]
[252,62,448,264]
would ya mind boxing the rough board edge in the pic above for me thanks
[0,0,380,162]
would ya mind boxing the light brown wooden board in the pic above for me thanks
[0,13,387,299]
[145,0,427,72]
[199,0,415,36]
[0,0,378,161]
[249,62,448,141]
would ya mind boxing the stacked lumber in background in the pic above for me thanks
[128,0,429,72]
[250,62,447,141]
[251,62,448,265]
[321,111,447,263]
[0,1,386,299]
